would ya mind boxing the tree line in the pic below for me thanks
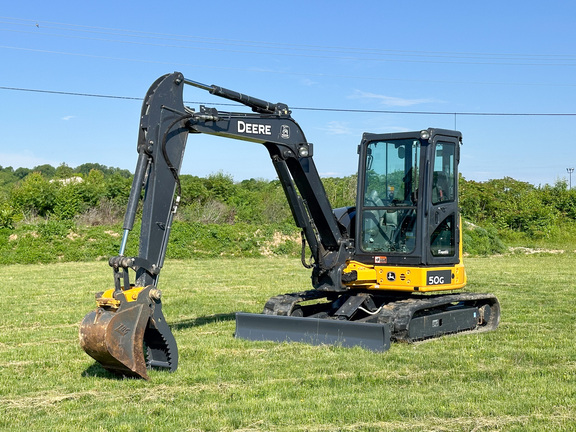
[0,164,359,229]
[1,163,576,252]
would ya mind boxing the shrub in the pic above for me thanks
[10,172,57,217]
[53,182,84,220]
[463,222,507,256]
[37,219,74,239]
[0,201,15,229]
[105,173,133,204]
[79,169,107,207]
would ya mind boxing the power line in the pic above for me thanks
[2,17,576,66]
[2,85,576,117]
[4,44,576,89]
[0,85,141,100]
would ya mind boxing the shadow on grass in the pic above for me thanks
[170,312,236,330]
[81,363,128,380]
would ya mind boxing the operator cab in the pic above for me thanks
[355,129,462,267]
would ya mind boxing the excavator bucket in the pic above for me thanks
[79,301,151,379]
[79,286,178,380]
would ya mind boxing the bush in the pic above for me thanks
[0,201,15,229]
[463,222,507,256]
[104,173,133,204]
[10,172,57,217]
[53,182,84,220]
[37,219,75,239]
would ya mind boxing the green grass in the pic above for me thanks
[1,255,575,431]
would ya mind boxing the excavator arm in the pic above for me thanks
[79,72,353,379]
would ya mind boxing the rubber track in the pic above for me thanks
[262,290,500,342]
[372,292,500,341]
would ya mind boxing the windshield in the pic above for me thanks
[364,139,419,207]
[361,139,420,253]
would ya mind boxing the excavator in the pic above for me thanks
[79,72,500,379]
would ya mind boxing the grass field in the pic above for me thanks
[1,254,575,431]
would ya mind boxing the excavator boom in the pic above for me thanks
[79,72,352,377]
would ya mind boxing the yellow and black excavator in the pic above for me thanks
[79,72,500,379]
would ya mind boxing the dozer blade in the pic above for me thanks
[235,313,391,352]
[79,286,177,380]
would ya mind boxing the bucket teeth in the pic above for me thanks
[79,286,177,380]
[144,299,179,372]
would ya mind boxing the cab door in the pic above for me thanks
[426,134,461,266]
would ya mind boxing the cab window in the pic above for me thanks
[432,142,455,204]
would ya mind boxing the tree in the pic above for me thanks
[53,182,83,220]
[205,172,235,201]
[54,163,75,179]
[79,169,107,208]
[180,175,209,205]
[14,167,31,179]
[75,163,109,176]
[32,164,56,178]
[105,173,133,203]
[11,172,57,217]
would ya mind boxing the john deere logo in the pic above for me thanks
[387,272,396,282]
[281,125,290,139]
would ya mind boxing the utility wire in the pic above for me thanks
[2,16,576,63]
[0,86,141,100]
[5,44,576,88]
[2,85,576,117]
[2,31,575,66]
[2,17,576,66]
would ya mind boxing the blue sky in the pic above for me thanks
[1,1,576,185]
